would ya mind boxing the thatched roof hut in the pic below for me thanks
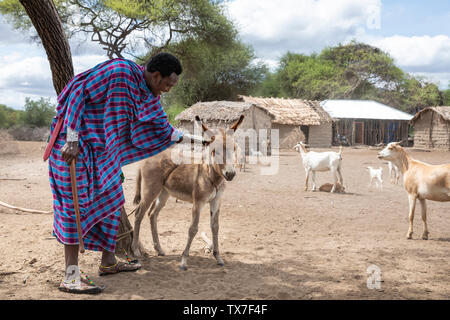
[410,106,450,150]
[237,95,332,125]
[237,96,333,148]
[175,100,274,155]
[175,100,271,123]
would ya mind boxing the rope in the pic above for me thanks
[116,229,133,241]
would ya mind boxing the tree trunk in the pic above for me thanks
[19,0,74,94]
[19,0,135,257]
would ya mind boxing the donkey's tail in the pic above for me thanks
[133,167,142,205]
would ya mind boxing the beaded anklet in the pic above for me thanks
[80,270,96,286]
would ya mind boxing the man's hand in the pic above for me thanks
[61,141,79,164]
[202,136,215,146]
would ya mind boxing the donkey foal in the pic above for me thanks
[132,116,244,270]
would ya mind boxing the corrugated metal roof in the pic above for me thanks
[320,100,413,121]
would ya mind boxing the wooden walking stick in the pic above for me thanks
[69,160,85,253]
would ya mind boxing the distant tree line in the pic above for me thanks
[0,97,55,129]
[254,41,450,114]
[1,1,449,127]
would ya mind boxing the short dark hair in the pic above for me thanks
[146,52,182,77]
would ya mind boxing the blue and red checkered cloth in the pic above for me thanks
[48,58,183,252]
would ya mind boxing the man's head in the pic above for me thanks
[145,52,182,96]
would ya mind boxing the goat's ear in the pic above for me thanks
[195,115,209,132]
[230,115,244,132]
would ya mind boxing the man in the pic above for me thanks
[48,53,201,294]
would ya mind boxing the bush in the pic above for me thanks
[22,97,56,128]
[8,126,50,141]
[165,103,187,126]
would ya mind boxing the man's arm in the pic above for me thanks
[177,133,214,146]
[61,127,80,164]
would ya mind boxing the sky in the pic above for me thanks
[0,0,449,110]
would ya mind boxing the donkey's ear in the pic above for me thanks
[195,115,209,132]
[230,115,244,131]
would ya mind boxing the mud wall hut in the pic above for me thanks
[238,96,333,148]
[410,106,450,150]
[175,101,274,154]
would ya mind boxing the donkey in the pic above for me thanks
[131,115,244,270]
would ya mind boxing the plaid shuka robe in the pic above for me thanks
[48,58,183,252]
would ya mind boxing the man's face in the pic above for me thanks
[148,71,179,96]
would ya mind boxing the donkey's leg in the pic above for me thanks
[149,189,170,256]
[210,192,224,266]
[132,200,151,257]
[406,194,417,239]
[180,202,205,270]
[419,199,429,240]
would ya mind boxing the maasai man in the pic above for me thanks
[48,53,204,294]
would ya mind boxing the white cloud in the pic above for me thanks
[370,35,450,72]
[226,0,381,59]
[0,13,110,109]
[225,0,449,88]
[367,35,450,87]
[0,48,108,109]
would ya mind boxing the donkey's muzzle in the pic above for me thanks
[225,171,236,181]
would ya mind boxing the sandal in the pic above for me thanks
[58,268,104,294]
[98,261,142,276]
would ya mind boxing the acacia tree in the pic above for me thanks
[17,0,74,94]
[1,0,234,59]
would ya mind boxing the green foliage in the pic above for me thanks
[22,97,56,127]
[400,76,442,113]
[164,103,186,126]
[0,0,71,42]
[0,104,23,129]
[0,0,235,58]
[143,29,267,106]
[169,39,266,105]
[257,41,444,112]
[276,52,347,100]
[320,41,404,90]
[442,82,450,106]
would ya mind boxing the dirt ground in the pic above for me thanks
[0,141,449,300]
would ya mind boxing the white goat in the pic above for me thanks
[378,142,450,240]
[294,142,343,193]
[367,166,383,191]
[388,161,401,184]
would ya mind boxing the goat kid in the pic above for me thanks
[388,161,401,184]
[378,142,450,240]
[294,142,343,193]
[367,166,383,191]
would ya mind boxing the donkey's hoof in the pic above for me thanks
[154,246,165,256]
[179,265,188,271]
[422,232,429,240]
[132,247,142,258]
[217,261,224,266]
[406,233,413,239]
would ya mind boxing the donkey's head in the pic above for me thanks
[195,115,244,181]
